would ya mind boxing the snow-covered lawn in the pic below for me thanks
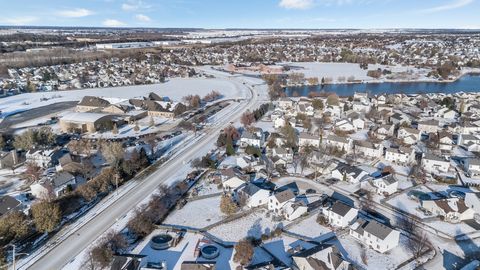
[208,209,288,242]
[163,196,224,229]
[333,233,413,270]
[253,120,275,133]
[287,215,332,238]
[0,77,247,119]
[386,188,428,219]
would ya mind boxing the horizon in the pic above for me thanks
[1,0,479,29]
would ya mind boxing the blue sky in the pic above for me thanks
[0,0,479,29]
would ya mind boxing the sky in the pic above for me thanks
[0,0,479,29]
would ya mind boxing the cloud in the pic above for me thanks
[57,8,94,18]
[103,19,126,27]
[421,0,474,13]
[135,14,151,22]
[0,16,37,25]
[279,0,314,9]
[121,0,151,11]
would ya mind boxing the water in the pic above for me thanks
[285,74,480,97]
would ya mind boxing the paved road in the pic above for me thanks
[21,74,265,270]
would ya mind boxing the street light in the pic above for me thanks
[0,243,28,270]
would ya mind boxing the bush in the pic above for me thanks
[233,238,254,266]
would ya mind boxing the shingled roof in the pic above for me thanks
[78,96,110,107]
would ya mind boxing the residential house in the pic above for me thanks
[324,135,352,153]
[26,148,65,168]
[299,132,320,148]
[30,171,78,199]
[418,120,440,134]
[467,159,480,176]
[272,147,293,163]
[237,182,271,208]
[240,128,264,148]
[0,150,20,169]
[439,132,454,151]
[421,198,475,223]
[268,189,296,213]
[465,193,480,215]
[334,119,355,132]
[385,147,415,165]
[324,201,358,228]
[398,127,421,141]
[222,176,247,191]
[371,175,398,195]
[0,195,22,217]
[291,244,352,270]
[331,163,368,183]
[421,153,451,174]
[354,141,382,159]
[349,218,400,253]
[374,124,394,139]
[277,97,294,110]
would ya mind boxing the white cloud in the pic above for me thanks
[103,19,126,27]
[121,0,151,11]
[57,8,94,18]
[421,0,474,13]
[279,0,314,9]
[135,14,151,22]
[0,16,37,25]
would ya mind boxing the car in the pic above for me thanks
[306,188,316,194]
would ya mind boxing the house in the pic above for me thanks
[349,218,400,253]
[299,132,320,148]
[291,244,352,270]
[439,132,454,151]
[371,175,398,195]
[385,147,415,165]
[324,135,352,152]
[465,193,480,214]
[283,200,309,221]
[331,163,368,183]
[273,117,287,129]
[421,198,475,223]
[236,182,271,208]
[418,120,439,134]
[352,101,371,113]
[272,147,293,163]
[60,112,120,133]
[0,150,20,169]
[30,171,78,199]
[240,128,264,148]
[334,119,355,132]
[0,195,22,217]
[397,127,421,141]
[26,148,65,168]
[268,189,296,213]
[467,159,480,176]
[421,153,451,174]
[374,124,394,139]
[76,96,110,112]
[354,141,382,159]
[458,134,480,146]
[352,118,365,130]
[324,201,358,228]
[222,176,247,191]
[277,97,294,110]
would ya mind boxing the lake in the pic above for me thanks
[284,73,480,97]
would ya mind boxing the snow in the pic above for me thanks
[287,215,332,238]
[332,233,413,270]
[0,77,247,119]
[208,209,287,242]
[163,196,224,229]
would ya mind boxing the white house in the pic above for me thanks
[324,135,352,153]
[374,124,394,139]
[352,101,371,113]
[467,159,480,176]
[324,201,358,228]
[277,97,294,110]
[465,193,480,215]
[222,176,246,191]
[352,118,366,130]
[272,147,293,163]
[350,218,400,253]
[237,183,271,208]
[273,117,286,129]
[418,119,439,134]
[439,132,454,151]
[354,141,382,159]
[26,149,64,168]
[421,198,475,223]
[292,244,352,270]
[30,171,78,199]
[331,163,369,183]
[385,147,415,165]
[299,132,320,148]
[421,153,451,174]
[371,175,398,195]
[239,128,264,148]
[268,189,296,213]
[283,200,308,221]
[398,127,421,141]
[334,119,356,132]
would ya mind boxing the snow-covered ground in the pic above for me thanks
[287,215,332,238]
[208,209,288,242]
[163,196,224,229]
[0,77,247,119]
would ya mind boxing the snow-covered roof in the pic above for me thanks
[61,112,114,123]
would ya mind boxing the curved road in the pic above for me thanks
[20,73,266,270]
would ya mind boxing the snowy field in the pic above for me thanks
[287,215,332,238]
[281,62,434,83]
[0,77,247,119]
[333,233,413,270]
[208,209,288,242]
[163,196,224,229]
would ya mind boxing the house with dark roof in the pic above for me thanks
[324,200,358,228]
[349,218,400,253]
[268,189,295,213]
[30,171,78,199]
[237,182,271,208]
[0,195,22,217]
[76,96,111,112]
[291,243,352,270]
[421,197,475,223]
[331,163,369,184]
[371,174,398,195]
